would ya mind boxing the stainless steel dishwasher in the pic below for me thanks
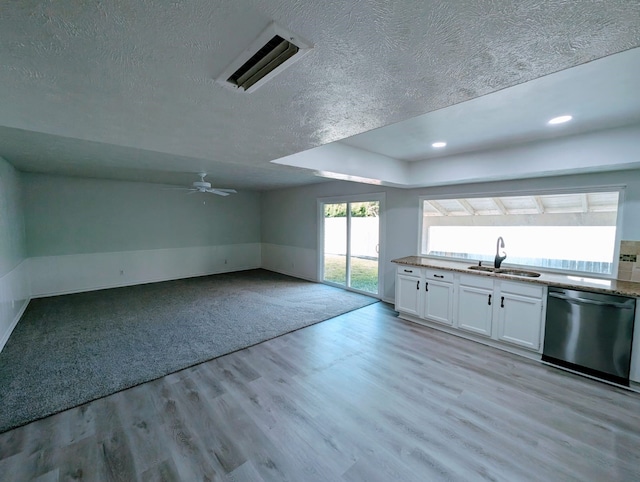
[542,287,636,386]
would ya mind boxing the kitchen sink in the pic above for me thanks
[467,265,541,277]
[467,265,496,272]
[494,268,541,278]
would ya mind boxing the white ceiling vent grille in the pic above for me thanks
[216,23,312,93]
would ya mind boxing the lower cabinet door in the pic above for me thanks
[497,292,543,350]
[424,280,454,325]
[396,274,422,316]
[457,284,493,337]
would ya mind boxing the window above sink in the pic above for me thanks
[419,190,622,277]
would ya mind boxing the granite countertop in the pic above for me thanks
[392,256,640,297]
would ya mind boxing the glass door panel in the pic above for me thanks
[349,201,379,294]
[322,200,380,295]
[323,203,347,286]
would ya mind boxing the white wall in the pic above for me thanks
[0,157,29,352]
[24,174,262,296]
[261,169,640,302]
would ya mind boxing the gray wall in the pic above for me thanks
[261,170,640,301]
[0,156,28,349]
[0,157,25,275]
[24,173,261,257]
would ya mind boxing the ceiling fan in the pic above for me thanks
[175,173,237,196]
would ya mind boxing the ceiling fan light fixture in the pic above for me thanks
[170,173,237,196]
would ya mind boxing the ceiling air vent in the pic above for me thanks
[216,22,312,93]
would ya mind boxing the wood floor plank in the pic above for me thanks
[170,372,247,474]
[301,361,498,480]
[204,392,304,482]
[235,376,356,476]
[211,355,347,481]
[32,470,59,482]
[140,458,182,482]
[0,450,30,481]
[111,385,170,477]
[2,301,640,481]
[0,423,25,461]
[99,430,138,482]
[144,379,223,481]
[54,435,104,482]
[224,461,266,482]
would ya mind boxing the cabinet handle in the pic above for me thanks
[404,269,413,273]
[488,294,492,306]
[501,296,505,308]
[425,282,429,292]
[416,280,420,290]
[434,274,444,279]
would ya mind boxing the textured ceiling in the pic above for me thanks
[340,47,640,161]
[1,0,640,189]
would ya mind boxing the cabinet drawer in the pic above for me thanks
[397,266,421,277]
[499,280,544,299]
[459,274,494,289]
[425,269,454,283]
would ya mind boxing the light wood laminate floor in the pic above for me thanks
[1,302,639,481]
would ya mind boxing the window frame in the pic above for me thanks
[417,186,625,279]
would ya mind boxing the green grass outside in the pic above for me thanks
[323,254,378,294]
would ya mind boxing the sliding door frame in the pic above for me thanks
[317,192,386,298]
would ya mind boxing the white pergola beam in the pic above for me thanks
[457,199,475,215]
[492,197,508,215]
[426,200,448,216]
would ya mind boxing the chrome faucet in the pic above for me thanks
[494,236,507,268]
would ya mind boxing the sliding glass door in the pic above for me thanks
[321,196,382,296]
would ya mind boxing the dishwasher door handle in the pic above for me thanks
[548,291,635,309]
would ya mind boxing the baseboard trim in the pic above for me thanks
[0,297,30,353]
[31,265,261,299]
[261,267,317,283]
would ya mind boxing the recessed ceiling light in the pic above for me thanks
[432,141,447,148]
[548,115,573,125]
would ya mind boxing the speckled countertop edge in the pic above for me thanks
[392,256,640,298]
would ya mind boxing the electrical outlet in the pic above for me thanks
[120,270,125,275]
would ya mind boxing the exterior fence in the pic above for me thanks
[324,218,379,258]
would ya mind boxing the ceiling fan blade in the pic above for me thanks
[206,189,231,196]
[165,175,236,196]
[210,188,237,194]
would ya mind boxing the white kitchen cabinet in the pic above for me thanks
[394,265,546,355]
[456,275,544,348]
[457,276,494,337]
[423,270,454,326]
[496,282,544,350]
[395,267,422,317]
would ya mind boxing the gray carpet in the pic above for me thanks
[0,269,377,433]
